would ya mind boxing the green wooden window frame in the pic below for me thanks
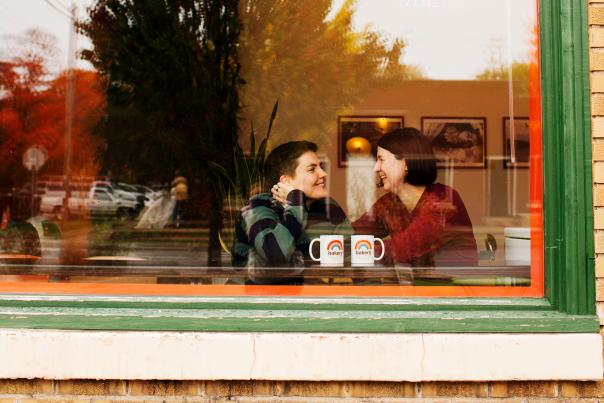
[0,0,597,333]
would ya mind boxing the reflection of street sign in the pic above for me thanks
[22,146,47,171]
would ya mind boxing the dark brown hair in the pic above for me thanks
[264,141,318,191]
[377,127,437,186]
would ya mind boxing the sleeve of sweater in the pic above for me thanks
[351,199,389,239]
[242,190,307,265]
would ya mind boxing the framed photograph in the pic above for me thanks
[338,116,404,167]
[503,117,530,169]
[421,117,486,168]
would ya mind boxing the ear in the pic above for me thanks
[279,174,290,184]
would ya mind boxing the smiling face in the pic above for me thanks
[284,151,328,200]
[374,146,406,192]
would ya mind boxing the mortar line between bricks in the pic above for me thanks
[1,393,601,402]
[23,394,205,402]
[54,398,604,403]
[0,394,37,399]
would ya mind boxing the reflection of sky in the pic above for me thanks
[0,0,94,72]
[329,0,536,79]
[1,0,536,79]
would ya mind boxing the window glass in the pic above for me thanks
[0,0,542,297]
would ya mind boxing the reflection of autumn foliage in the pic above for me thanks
[0,31,104,188]
[33,70,105,176]
[239,0,421,146]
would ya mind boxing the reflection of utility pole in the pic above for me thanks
[62,3,76,221]
[504,0,517,216]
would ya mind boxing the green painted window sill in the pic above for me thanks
[0,295,597,333]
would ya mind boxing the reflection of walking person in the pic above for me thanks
[136,189,174,229]
[171,172,188,228]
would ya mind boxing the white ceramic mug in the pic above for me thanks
[351,235,385,266]
[309,235,344,267]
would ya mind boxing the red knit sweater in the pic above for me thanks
[353,183,478,267]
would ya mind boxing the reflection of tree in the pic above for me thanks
[475,36,530,96]
[38,70,105,177]
[239,0,422,146]
[476,61,529,95]
[0,30,103,188]
[78,0,241,265]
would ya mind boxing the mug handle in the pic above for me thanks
[374,238,385,261]
[309,238,321,262]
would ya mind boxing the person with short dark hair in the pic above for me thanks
[232,141,351,284]
[353,127,477,267]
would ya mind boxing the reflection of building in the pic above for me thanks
[330,80,530,231]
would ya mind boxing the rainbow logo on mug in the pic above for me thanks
[354,239,373,256]
[327,239,343,256]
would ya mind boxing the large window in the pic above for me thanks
[0,0,565,299]
[0,0,596,342]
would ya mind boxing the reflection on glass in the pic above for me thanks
[0,0,540,294]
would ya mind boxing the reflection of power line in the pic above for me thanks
[53,0,71,13]
[44,0,73,20]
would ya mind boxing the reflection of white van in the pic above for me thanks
[92,181,143,212]
[40,188,138,219]
[89,188,139,218]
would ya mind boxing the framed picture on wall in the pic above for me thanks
[421,117,486,168]
[503,117,530,169]
[338,116,404,167]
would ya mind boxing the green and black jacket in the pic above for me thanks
[232,190,352,283]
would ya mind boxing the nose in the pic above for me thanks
[374,160,381,172]
[317,166,327,179]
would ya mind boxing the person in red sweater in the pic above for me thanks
[353,128,478,267]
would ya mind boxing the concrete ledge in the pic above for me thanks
[0,330,601,381]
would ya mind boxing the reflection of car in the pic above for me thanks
[27,216,62,265]
[40,188,139,219]
[92,181,143,211]
[134,185,160,202]
[0,193,42,262]
[17,182,46,196]
[0,220,41,259]
[116,182,148,207]
[90,188,138,219]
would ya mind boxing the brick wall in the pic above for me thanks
[593,0,604,327]
[589,0,604,397]
[592,7,604,397]
[0,380,602,402]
